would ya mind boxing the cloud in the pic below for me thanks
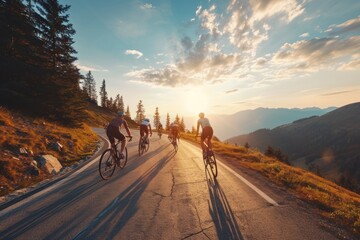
[125,49,143,59]
[299,32,309,38]
[226,89,238,94]
[273,36,360,72]
[75,63,108,72]
[326,16,360,35]
[249,0,305,23]
[321,90,355,96]
[338,59,360,71]
[140,3,154,10]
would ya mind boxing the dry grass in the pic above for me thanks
[0,106,100,196]
[181,132,360,235]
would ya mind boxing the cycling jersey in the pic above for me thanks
[106,117,130,144]
[140,120,150,126]
[197,117,211,129]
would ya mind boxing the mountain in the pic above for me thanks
[226,102,360,192]
[184,106,336,140]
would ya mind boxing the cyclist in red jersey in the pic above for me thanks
[195,112,213,159]
[106,112,132,158]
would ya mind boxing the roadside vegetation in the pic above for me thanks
[180,132,360,235]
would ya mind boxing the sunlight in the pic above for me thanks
[184,89,209,116]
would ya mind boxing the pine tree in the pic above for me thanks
[119,96,124,112]
[180,117,185,132]
[83,70,97,103]
[166,113,170,130]
[125,105,131,118]
[175,114,180,124]
[99,79,108,108]
[135,100,145,123]
[153,107,160,129]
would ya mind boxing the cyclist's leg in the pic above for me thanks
[106,126,116,152]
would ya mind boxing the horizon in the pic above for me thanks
[60,0,360,119]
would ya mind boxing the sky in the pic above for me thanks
[60,0,360,123]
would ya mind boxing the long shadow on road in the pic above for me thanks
[73,150,176,239]
[206,168,244,240]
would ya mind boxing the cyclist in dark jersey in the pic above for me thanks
[106,112,132,158]
[195,112,213,159]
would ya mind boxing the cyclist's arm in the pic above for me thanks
[196,121,200,136]
[123,121,132,137]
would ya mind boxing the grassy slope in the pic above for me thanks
[0,105,359,235]
[180,132,360,235]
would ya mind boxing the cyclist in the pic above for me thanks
[195,112,213,159]
[158,123,163,136]
[140,118,152,143]
[170,121,180,144]
[106,111,132,159]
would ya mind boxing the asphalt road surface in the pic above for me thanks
[0,128,345,239]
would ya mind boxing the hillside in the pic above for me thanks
[227,102,360,193]
[184,106,335,140]
[0,103,121,197]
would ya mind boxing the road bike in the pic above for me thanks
[99,136,132,180]
[138,135,150,156]
[171,135,178,152]
[196,136,217,177]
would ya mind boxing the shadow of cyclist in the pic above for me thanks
[205,168,244,240]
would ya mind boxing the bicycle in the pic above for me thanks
[138,135,150,156]
[99,136,132,180]
[171,135,178,152]
[158,130,162,139]
[196,136,217,177]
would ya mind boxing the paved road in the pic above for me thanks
[0,128,342,239]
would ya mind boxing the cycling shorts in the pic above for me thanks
[106,125,125,144]
[201,126,213,143]
[140,125,149,137]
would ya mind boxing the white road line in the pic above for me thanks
[217,160,279,206]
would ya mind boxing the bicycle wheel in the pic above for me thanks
[119,147,128,169]
[173,140,178,152]
[99,149,116,180]
[138,139,143,156]
[145,139,150,152]
[208,152,217,177]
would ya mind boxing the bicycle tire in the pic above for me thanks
[145,140,150,152]
[208,152,217,177]
[99,149,116,180]
[173,141,178,152]
[119,147,128,169]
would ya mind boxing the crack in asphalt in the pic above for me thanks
[181,204,211,240]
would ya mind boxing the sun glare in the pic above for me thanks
[184,89,209,116]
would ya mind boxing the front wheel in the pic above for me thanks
[208,152,217,177]
[173,140,178,152]
[99,149,116,180]
[119,147,128,169]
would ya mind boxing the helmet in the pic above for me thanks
[144,118,150,122]
[117,111,124,116]
[199,112,204,118]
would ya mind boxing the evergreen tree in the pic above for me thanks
[175,114,180,124]
[83,70,97,103]
[153,107,160,129]
[119,96,125,112]
[125,105,131,118]
[135,100,145,123]
[166,113,170,130]
[180,117,185,132]
[99,79,108,108]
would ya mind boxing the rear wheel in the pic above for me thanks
[119,147,128,169]
[99,149,116,180]
[145,138,150,152]
[208,152,217,177]
[173,140,178,152]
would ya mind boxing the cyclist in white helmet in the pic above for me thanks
[140,118,152,143]
[195,112,213,159]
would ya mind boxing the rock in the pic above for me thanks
[36,155,62,175]
[19,147,28,155]
[48,142,63,152]
[26,165,40,176]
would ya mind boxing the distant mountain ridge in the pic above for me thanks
[185,106,336,141]
[226,102,360,192]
